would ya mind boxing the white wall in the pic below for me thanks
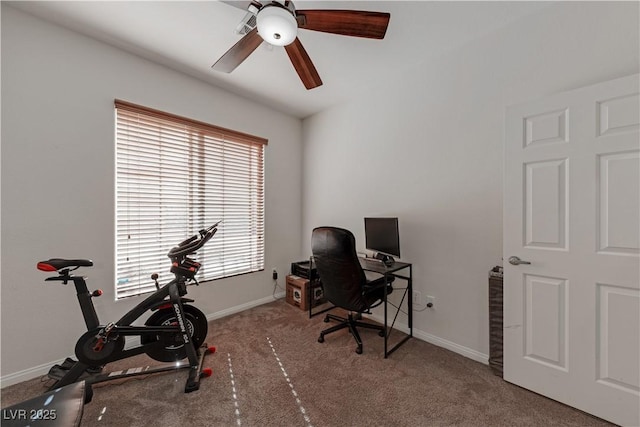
[302,2,639,359]
[1,5,303,381]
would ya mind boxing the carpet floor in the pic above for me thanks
[1,299,613,426]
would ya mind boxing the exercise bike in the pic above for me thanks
[37,222,220,396]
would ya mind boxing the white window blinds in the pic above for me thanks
[115,100,267,299]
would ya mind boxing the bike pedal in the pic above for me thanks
[47,365,67,381]
[59,357,77,370]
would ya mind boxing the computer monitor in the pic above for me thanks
[364,217,400,258]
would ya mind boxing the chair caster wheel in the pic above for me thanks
[318,336,324,343]
[378,330,385,337]
[356,347,363,354]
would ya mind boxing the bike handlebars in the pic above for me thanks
[167,221,221,260]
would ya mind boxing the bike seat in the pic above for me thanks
[37,258,94,271]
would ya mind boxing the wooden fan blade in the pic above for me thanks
[297,10,390,39]
[284,38,323,90]
[211,28,263,73]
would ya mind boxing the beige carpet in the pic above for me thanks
[1,299,612,426]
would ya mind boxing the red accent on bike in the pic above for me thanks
[92,289,103,297]
[208,346,217,354]
[158,303,172,310]
[37,262,57,272]
[201,368,213,377]
[93,339,105,352]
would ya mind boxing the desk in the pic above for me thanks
[359,258,413,358]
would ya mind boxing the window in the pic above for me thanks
[115,100,267,299]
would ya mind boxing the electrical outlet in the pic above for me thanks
[425,295,435,308]
[412,290,421,305]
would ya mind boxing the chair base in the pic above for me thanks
[317,312,385,354]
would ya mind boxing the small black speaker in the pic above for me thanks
[375,252,394,267]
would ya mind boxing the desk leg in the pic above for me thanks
[383,266,413,358]
[408,265,413,337]
[384,273,388,358]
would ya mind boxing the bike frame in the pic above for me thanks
[55,273,198,360]
[48,274,201,390]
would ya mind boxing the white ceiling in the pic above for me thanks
[9,1,552,118]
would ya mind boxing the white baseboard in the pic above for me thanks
[0,292,287,389]
[206,292,286,322]
[366,313,489,365]
[1,294,487,388]
[413,329,489,364]
[0,360,61,388]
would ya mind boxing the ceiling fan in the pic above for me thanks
[212,1,390,90]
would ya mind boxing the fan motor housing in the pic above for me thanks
[256,4,298,46]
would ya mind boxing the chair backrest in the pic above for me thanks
[311,227,369,312]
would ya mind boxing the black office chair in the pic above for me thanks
[311,226,393,354]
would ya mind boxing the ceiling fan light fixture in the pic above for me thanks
[256,5,298,46]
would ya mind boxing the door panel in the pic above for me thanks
[524,274,568,370]
[524,159,568,249]
[597,151,640,255]
[596,284,640,393]
[504,74,639,426]
[597,93,640,136]
[524,108,569,147]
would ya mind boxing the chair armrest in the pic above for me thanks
[363,272,395,296]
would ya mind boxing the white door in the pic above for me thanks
[504,74,640,426]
